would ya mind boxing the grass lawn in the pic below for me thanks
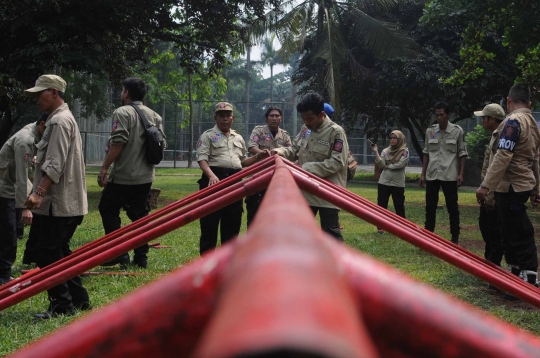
[1,167,540,354]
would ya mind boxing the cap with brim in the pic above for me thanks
[215,102,233,113]
[474,103,506,120]
[24,75,67,97]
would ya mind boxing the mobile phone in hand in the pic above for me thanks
[367,139,375,147]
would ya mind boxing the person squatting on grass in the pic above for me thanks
[420,102,468,245]
[272,93,349,241]
[371,130,409,234]
[474,104,506,270]
[476,84,540,300]
[24,75,90,319]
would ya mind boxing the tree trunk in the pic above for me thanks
[187,71,194,169]
[291,83,298,134]
[403,115,425,163]
[245,47,251,139]
[270,65,274,103]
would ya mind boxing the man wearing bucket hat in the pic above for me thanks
[24,74,90,318]
[474,104,506,272]
[196,102,270,254]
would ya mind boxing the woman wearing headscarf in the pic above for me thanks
[371,130,409,234]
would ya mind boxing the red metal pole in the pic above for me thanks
[11,244,236,358]
[0,159,276,295]
[289,166,540,307]
[0,171,273,311]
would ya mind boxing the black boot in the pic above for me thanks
[101,254,130,268]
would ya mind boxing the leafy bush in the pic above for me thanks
[465,125,490,162]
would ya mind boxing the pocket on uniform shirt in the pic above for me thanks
[445,139,457,153]
[428,139,439,152]
[312,143,330,161]
[298,140,309,158]
[232,140,245,156]
[35,139,49,164]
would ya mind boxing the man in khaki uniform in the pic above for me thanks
[420,102,468,244]
[0,115,46,284]
[245,106,291,225]
[272,93,348,241]
[97,77,165,269]
[477,84,540,297]
[474,104,505,269]
[196,102,269,254]
[24,74,90,318]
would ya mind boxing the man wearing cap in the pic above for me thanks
[97,77,165,269]
[196,102,269,254]
[420,102,468,244]
[272,93,349,241]
[24,74,90,318]
[0,113,47,284]
[477,84,540,298]
[245,106,291,226]
[474,104,506,270]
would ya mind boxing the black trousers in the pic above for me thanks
[495,188,537,271]
[23,213,42,264]
[377,184,406,218]
[479,204,504,266]
[15,208,24,238]
[311,206,343,241]
[198,168,242,255]
[36,211,88,313]
[0,197,16,278]
[98,182,152,260]
[425,180,460,237]
[245,189,267,227]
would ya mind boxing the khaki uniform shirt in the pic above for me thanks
[423,122,468,181]
[376,148,409,188]
[196,126,247,168]
[34,104,88,217]
[0,123,37,208]
[248,125,292,150]
[274,115,348,209]
[482,108,540,194]
[107,101,165,185]
[480,123,503,205]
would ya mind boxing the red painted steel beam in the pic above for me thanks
[12,244,236,358]
[194,157,377,358]
[0,158,277,296]
[0,170,273,311]
[288,164,540,307]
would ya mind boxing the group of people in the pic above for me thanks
[1,74,538,320]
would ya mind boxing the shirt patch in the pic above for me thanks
[429,131,439,139]
[266,133,271,138]
[265,136,271,141]
[302,129,312,139]
[317,139,330,146]
[253,135,259,142]
[333,139,344,153]
[112,120,118,131]
[210,134,218,142]
[498,119,519,152]
[197,139,202,148]
[24,153,29,163]
[403,150,409,157]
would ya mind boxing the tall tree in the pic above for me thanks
[260,34,283,103]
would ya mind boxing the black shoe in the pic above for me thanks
[34,309,75,319]
[101,254,130,268]
[73,301,92,311]
[0,276,13,285]
[22,255,36,265]
[488,284,501,291]
[503,292,520,301]
[451,237,459,245]
[132,258,147,269]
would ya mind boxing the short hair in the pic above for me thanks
[36,112,49,125]
[434,102,450,114]
[265,106,282,118]
[58,91,65,99]
[508,83,530,105]
[122,77,147,101]
[297,92,324,114]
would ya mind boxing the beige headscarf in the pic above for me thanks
[384,130,407,164]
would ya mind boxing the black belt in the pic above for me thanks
[208,166,241,178]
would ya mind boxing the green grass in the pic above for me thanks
[1,168,540,354]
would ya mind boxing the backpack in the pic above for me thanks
[130,104,165,165]
[347,150,357,181]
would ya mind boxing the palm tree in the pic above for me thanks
[253,0,419,115]
[260,34,282,103]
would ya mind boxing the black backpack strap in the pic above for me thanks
[130,103,151,129]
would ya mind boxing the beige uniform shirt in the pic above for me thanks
[481,124,503,205]
[248,125,292,150]
[0,123,37,208]
[107,101,165,185]
[274,115,348,209]
[482,108,540,194]
[34,104,88,217]
[196,126,247,168]
[423,122,468,181]
[376,148,409,188]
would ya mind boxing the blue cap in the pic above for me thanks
[324,103,335,116]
